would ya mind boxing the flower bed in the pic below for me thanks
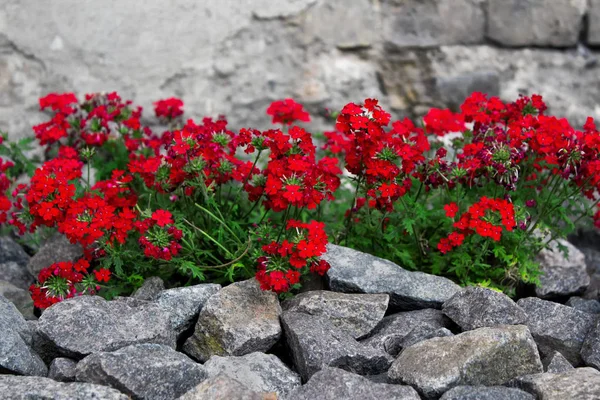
[1,92,600,307]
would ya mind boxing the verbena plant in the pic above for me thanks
[0,92,598,308]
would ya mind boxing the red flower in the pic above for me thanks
[94,268,111,283]
[152,209,174,227]
[266,99,310,125]
[444,203,459,218]
[154,98,184,120]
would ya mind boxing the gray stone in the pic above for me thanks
[76,343,206,400]
[178,374,274,400]
[0,280,35,319]
[0,236,30,267]
[0,375,128,400]
[323,244,460,310]
[401,326,454,348]
[0,261,34,291]
[27,233,83,277]
[288,367,421,400]
[388,325,543,399]
[282,290,388,339]
[155,283,221,334]
[510,368,600,400]
[48,357,77,382]
[517,297,596,365]
[487,0,587,47]
[535,239,590,298]
[38,295,176,358]
[203,352,300,398]
[590,0,600,45]
[281,311,393,381]
[542,351,574,373]
[132,276,165,301]
[436,70,501,109]
[183,279,281,362]
[440,386,534,400]
[582,319,600,370]
[382,0,485,49]
[0,295,46,376]
[442,286,527,331]
[566,296,600,314]
[361,308,452,356]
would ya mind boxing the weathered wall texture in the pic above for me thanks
[1,0,600,138]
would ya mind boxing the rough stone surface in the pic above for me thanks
[323,244,460,310]
[132,276,165,301]
[27,234,83,277]
[517,297,596,365]
[0,261,34,291]
[178,374,275,400]
[442,286,527,331]
[534,239,590,298]
[281,311,392,381]
[361,308,452,356]
[487,0,587,47]
[155,283,221,334]
[510,368,600,400]
[183,279,281,362]
[388,325,543,399]
[582,319,600,370]
[76,343,206,400]
[436,70,501,110]
[0,375,128,400]
[383,0,485,49]
[566,296,600,314]
[48,357,77,382]
[288,367,421,400]
[0,294,46,376]
[590,0,600,45]
[439,386,534,400]
[0,280,35,319]
[0,236,30,267]
[203,352,300,398]
[542,351,574,373]
[281,290,388,339]
[38,295,176,358]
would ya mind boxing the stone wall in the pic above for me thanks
[1,0,600,138]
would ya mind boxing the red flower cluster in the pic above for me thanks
[438,197,516,254]
[154,97,184,120]
[29,259,109,309]
[0,157,14,224]
[136,210,182,261]
[255,220,330,293]
[266,99,310,125]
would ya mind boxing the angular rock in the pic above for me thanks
[178,374,275,400]
[38,295,176,358]
[517,297,596,365]
[323,244,460,310]
[442,286,527,331]
[281,311,392,381]
[0,236,30,267]
[48,357,77,382]
[76,343,206,400]
[401,326,453,348]
[388,325,543,399]
[542,351,574,373]
[0,375,128,400]
[282,290,388,339]
[132,276,165,301]
[0,293,32,343]
[487,0,587,47]
[0,261,34,291]
[582,319,600,369]
[361,308,451,356]
[510,368,600,400]
[440,386,534,400]
[183,279,281,362]
[383,0,485,49]
[289,367,421,400]
[27,233,83,277]
[535,239,590,298]
[566,296,600,314]
[155,283,221,334]
[203,352,300,398]
[0,280,35,319]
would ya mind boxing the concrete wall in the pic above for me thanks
[1,0,600,138]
